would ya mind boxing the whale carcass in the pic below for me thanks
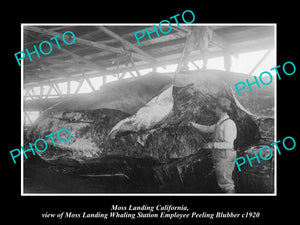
[25,70,275,193]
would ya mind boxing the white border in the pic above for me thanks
[21,24,24,194]
[21,23,277,196]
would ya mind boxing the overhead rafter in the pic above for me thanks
[24,43,108,79]
[36,62,71,77]
[23,39,107,77]
[25,26,122,53]
[210,30,230,49]
[177,26,232,50]
[97,26,156,62]
[129,54,141,77]
[25,26,152,63]
[23,25,275,87]
[61,47,107,72]
[24,37,274,89]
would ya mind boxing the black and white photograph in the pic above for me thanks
[4,5,298,225]
[21,24,276,195]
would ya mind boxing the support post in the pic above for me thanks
[52,83,63,97]
[103,75,107,85]
[191,61,200,70]
[129,53,141,76]
[85,77,96,92]
[44,85,53,99]
[73,55,96,92]
[40,85,43,99]
[74,79,84,94]
[129,71,137,77]
[224,54,232,72]
[24,112,32,125]
[24,89,35,101]
[119,72,126,80]
[67,80,71,95]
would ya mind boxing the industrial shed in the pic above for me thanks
[23,25,275,119]
[22,24,275,194]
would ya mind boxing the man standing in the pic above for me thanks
[189,97,237,193]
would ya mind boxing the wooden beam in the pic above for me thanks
[24,112,32,125]
[25,26,122,53]
[191,61,200,70]
[177,26,233,50]
[50,83,63,97]
[103,75,107,85]
[210,30,229,49]
[129,53,141,76]
[44,85,53,99]
[40,84,43,97]
[23,35,107,73]
[23,47,107,79]
[85,77,96,91]
[38,62,71,77]
[24,39,274,88]
[67,80,70,95]
[117,73,121,80]
[172,26,189,36]
[25,26,150,63]
[30,87,36,96]
[224,54,232,72]
[72,55,98,92]
[249,48,273,75]
[74,79,84,94]
[97,26,156,62]
[210,29,238,60]
[47,26,68,31]
[129,71,137,77]
[52,42,107,72]
[139,27,238,60]
[24,89,35,100]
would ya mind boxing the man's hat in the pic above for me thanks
[216,97,232,113]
